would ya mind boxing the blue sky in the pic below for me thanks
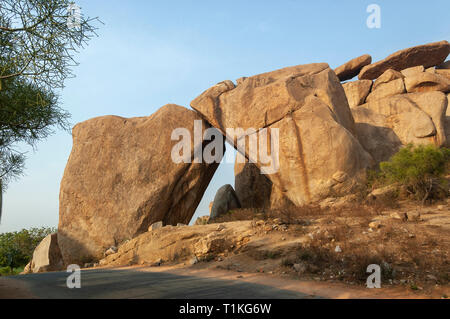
[1,0,449,232]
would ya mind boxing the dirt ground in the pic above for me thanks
[95,198,449,299]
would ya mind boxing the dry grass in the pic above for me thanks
[208,196,449,286]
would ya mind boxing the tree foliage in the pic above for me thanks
[0,227,55,271]
[379,144,450,203]
[0,0,100,193]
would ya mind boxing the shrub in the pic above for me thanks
[378,144,450,203]
[0,227,56,271]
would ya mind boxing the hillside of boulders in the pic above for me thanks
[22,41,450,289]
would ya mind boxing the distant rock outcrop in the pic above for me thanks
[210,184,241,220]
[234,155,273,209]
[58,104,222,265]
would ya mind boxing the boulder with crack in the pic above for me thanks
[58,104,222,265]
[191,63,373,206]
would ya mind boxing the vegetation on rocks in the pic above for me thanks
[372,144,450,203]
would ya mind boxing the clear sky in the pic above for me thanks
[1,0,449,232]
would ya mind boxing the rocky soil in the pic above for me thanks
[96,199,449,296]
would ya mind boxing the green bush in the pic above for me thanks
[0,227,56,273]
[378,144,450,202]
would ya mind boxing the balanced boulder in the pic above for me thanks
[192,63,373,206]
[334,54,372,81]
[359,41,450,80]
[58,104,222,265]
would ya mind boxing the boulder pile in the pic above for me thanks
[26,40,449,272]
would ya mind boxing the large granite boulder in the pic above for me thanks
[58,104,222,265]
[210,184,241,220]
[359,41,450,80]
[352,91,448,162]
[191,64,373,206]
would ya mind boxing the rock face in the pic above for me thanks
[210,184,241,220]
[27,234,64,273]
[366,78,405,102]
[342,80,373,107]
[99,221,254,267]
[191,63,373,206]
[404,72,450,93]
[352,91,448,162]
[334,54,372,81]
[373,69,404,90]
[234,155,273,208]
[359,41,450,80]
[58,104,222,265]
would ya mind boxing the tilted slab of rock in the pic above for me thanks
[359,41,450,80]
[191,63,356,139]
[334,54,372,81]
[352,92,448,162]
[373,69,404,90]
[192,64,373,206]
[25,234,64,273]
[366,78,406,102]
[342,80,373,107]
[58,104,221,265]
[404,72,450,93]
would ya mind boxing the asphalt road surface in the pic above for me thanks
[2,268,318,299]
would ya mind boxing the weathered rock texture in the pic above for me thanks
[210,184,241,220]
[334,54,372,81]
[366,78,405,102]
[359,41,450,80]
[342,80,373,107]
[373,69,404,90]
[352,91,448,162]
[404,72,450,93]
[58,104,222,265]
[99,221,254,267]
[191,63,373,206]
[234,155,273,208]
[26,234,64,273]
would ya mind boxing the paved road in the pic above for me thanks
[2,268,318,299]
